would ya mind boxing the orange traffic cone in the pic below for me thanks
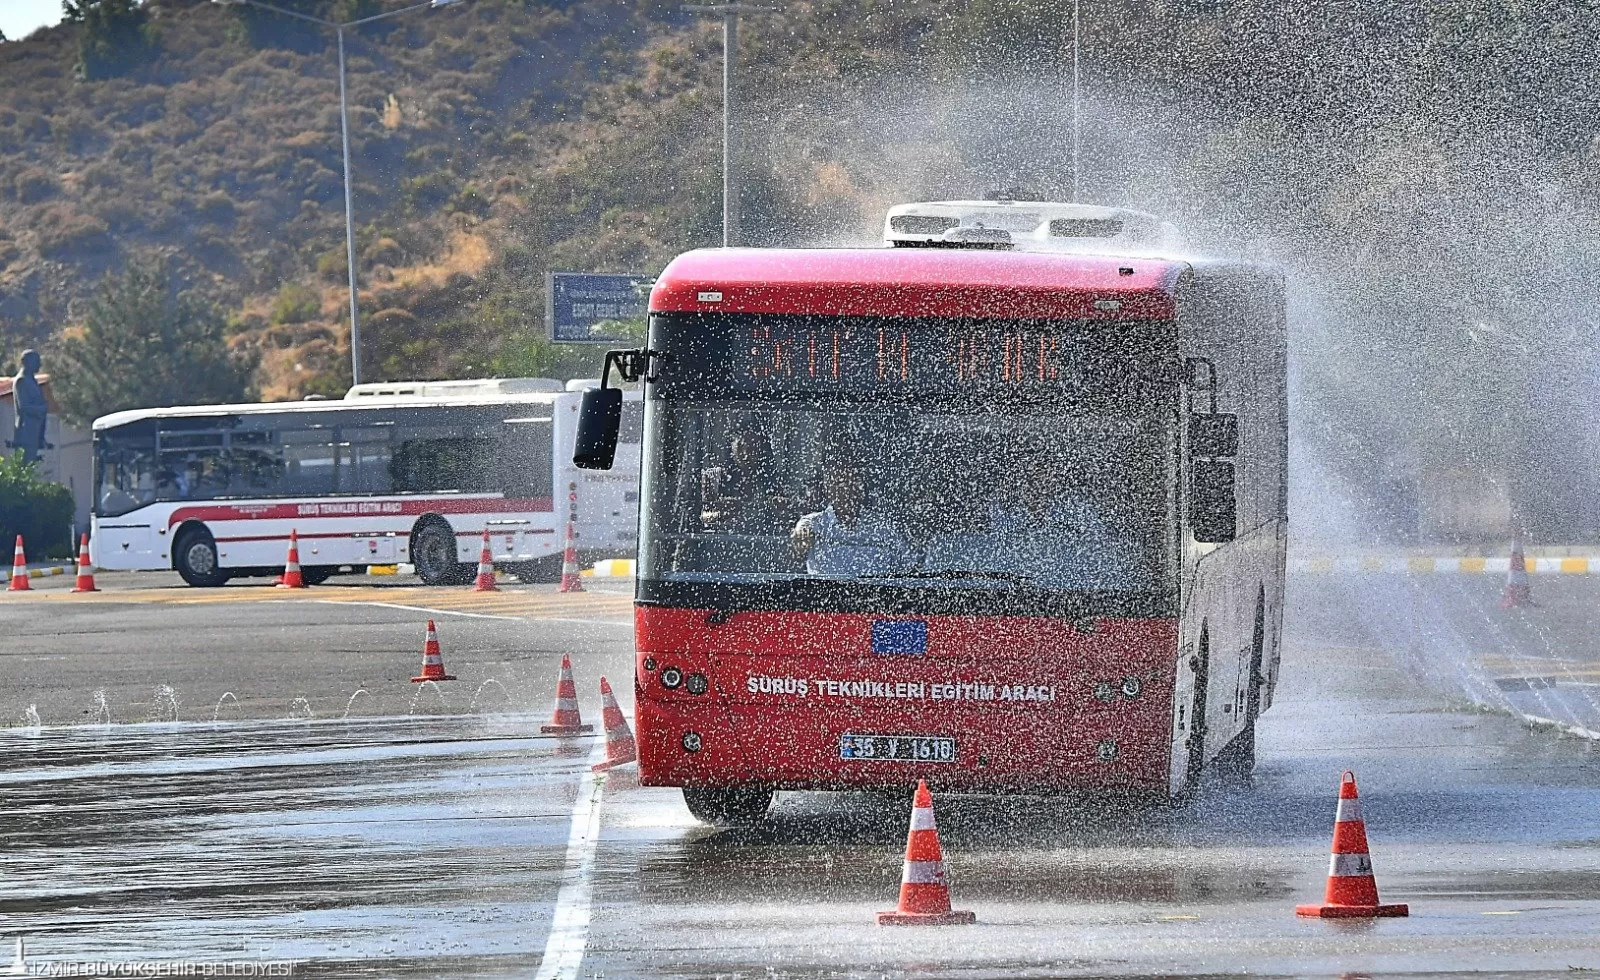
[1296,770,1409,918]
[70,533,99,593]
[878,780,976,925]
[1502,533,1534,609]
[473,530,499,592]
[7,535,29,592]
[277,529,306,589]
[591,676,637,771]
[410,619,457,682]
[558,519,584,593]
[541,654,593,734]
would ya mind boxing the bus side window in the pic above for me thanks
[280,428,339,496]
[341,427,394,495]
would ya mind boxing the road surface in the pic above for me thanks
[1,570,1597,977]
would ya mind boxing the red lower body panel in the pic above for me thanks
[634,606,1179,795]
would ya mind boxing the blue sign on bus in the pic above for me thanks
[546,272,652,344]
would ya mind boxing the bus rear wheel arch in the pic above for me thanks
[682,787,773,826]
[172,524,230,588]
[410,517,472,586]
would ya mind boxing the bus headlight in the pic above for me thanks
[661,667,683,689]
[1093,682,1115,703]
[686,673,709,695]
[682,731,703,753]
[1096,740,1118,762]
[1121,676,1142,699]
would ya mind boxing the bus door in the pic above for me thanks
[554,394,641,556]
[93,422,163,568]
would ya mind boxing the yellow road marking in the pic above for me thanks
[4,584,635,621]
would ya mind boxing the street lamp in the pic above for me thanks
[684,3,777,248]
[212,0,466,386]
[1068,0,1081,200]
[1071,0,1081,202]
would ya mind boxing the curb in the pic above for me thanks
[1516,712,1600,741]
[25,565,68,579]
[583,559,636,578]
[1291,555,1600,575]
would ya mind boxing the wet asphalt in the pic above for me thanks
[1,571,1598,977]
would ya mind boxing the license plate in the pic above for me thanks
[839,734,957,763]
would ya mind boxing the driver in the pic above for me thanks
[790,458,913,575]
[701,430,800,533]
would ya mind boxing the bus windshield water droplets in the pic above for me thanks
[91,379,642,587]
[576,202,1286,825]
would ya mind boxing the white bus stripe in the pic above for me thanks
[534,742,609,980]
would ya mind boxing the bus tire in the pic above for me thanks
[412,519,470,586]
[1217,595,1268,785]
[173,526,230,588]
[1212,722,1256,785]
[682,787,773,826]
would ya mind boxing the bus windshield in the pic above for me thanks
[640,313,1178,605]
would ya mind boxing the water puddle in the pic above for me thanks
[0,715,593,972]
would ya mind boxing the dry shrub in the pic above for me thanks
[14,167,57,204]
[32,204,111,257]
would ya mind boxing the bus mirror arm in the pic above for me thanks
[602,347,668,388]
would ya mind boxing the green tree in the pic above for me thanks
[62,0,155,80]
[0,452,75,558]
[53,258,260,427]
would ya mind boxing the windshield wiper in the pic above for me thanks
[858,569,1034,584]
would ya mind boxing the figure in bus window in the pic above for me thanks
[701,430,804,533]
[790,458,913,576]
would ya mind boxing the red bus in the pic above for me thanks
[576,213,1286,824]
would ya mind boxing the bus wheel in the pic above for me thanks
[1217,597,1267,785]
[412,520,470,586]
[1212,723,1256,785]
[682,787,773,826]
[173,527,229,588]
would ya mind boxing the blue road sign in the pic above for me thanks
[546,272,652,344]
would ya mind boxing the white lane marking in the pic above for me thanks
[309,600,523,622]
[535,742,609,980]
[299,600,632,627]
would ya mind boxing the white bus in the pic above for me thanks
[90,379,641,586]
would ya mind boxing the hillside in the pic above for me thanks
[2,0,1600,526]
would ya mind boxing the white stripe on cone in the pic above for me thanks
[902,860,949,885]
[909,807,937,831]
[1334,798,1364,824]
[1329,852,1376,877]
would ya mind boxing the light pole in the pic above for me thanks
[212,0,466,386]
[1071,0,1081,202]
[685,3,776,248]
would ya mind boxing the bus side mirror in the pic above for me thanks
[1190,459,1237,543]
[573,387,623,470]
